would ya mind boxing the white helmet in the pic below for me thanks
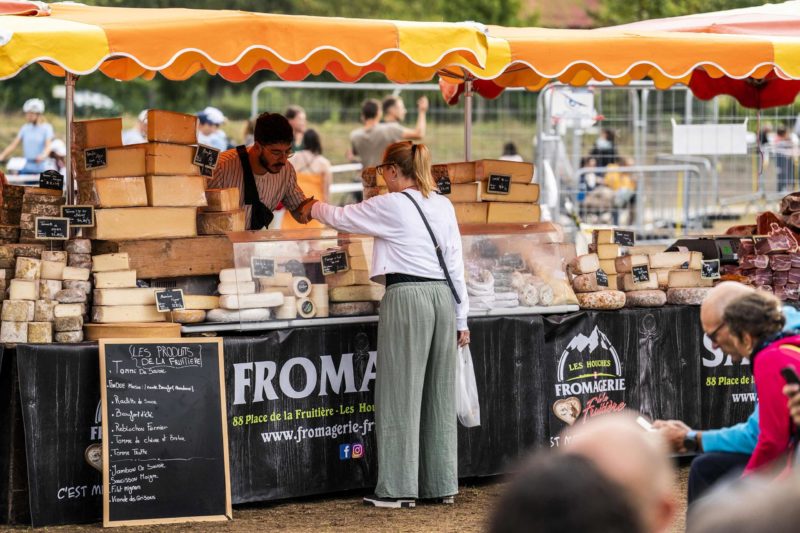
[23,98,45,114]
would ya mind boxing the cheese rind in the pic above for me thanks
[478,183,540,203]
[576,290,626,310]
[54,316,83,332]
[27,322,52,343]
[55,331,83,343]
[445,183,480,203]
[56,289,88,304]
[474,159,534,183]
[91,305,166,323]
[324,269,372,288]
[205,308,271,323]
[146,110,198,144]
[91,253,130,272]
[614,254,648,273]
[54,303,86,318]
[219,292,284,310]
[41,251,67,263]
[668,270,713,288]
[666,287,712,305]
[0,321,27,343]
[453,203,488,224]
[38,280,62,300]
[33,300,57,322]
[197,210,246,235]
[622,273,659,291]
[90,207,198,240]
[569,254,600,275]
[83,322,181,340]
[572,272,599,293]
[329,285,385,302]
[68,253,92,269]
[77,145,146,179]
[93,288,156,306]
[63,280,92,294]
[62,267,91,281]
[66,239,92,254]
[486,203,541,224]
[145,175,208,207]
[172,309,206,324]
[624,289,667,307]
[93,270,137,289]
[9,279,38,300]
[204,188,240,212]
[40,260,65,280]
[15,257,41,280]
[1,300,34,322]
[77,177,148,208]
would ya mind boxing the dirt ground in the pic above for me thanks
[1,466,690,533]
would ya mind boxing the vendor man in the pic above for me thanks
[208,112,315,229]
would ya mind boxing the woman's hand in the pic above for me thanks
[457,330,470,347]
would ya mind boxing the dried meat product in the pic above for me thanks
[789,269,800,285]
[771,254,793,272]
[786,284,800,300]
[752,269,774,286]
[738,239,755,256]
[786,212,800,231]
[725,225,756,236]
[757,211,786,235]
[741,268,755,279]
[740,255,769,269]
[792,255,800,269]
[720,264,741,276]
[755,235,792,255]
[781,192,800,215]
[774,270,789,286]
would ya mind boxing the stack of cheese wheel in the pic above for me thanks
[74,112,204,241]
[656,251,712,305]
[0,184,23,245]
[568,252,625,310]
[614,252,667,307]
[18,187,65,247]
[328,239,384,316]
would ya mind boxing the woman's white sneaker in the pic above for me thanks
[363,494,416,508]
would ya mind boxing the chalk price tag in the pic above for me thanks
[84,147,107,170]
[596,268,609,287]
[60,205,94,227]
[39,170,64,191]
[487,174,511,195]
[155,288,185,312]
[251,257,276,278]
[35,217,69,240]
[321,250,349,276]
[194,144,221,175]
[631,264,650,283]
[701,259,721,280]
[613,230,635,247]
[437,177,452,195]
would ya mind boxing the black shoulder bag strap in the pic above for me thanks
[401,191,461,304]
[236,145,273,230]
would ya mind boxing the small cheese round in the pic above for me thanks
[296,298,316,319]
[666,287,712,306]
[172,309,206,324]
[55,330,84,343]
[576,290,626,310]
[330,302,376,316]
[292,276,312,298]
[624,289,667,308]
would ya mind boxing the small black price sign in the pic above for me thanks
[487,174,511,195]
[60,205,94,228]
[631,264,650,283]
[155,288,185,312]
[200,164,213,177]
[39,170,64,191]
[194,144,221,173]
[613,230,635,247]
[251,257,276,278]
[596,268,609,287]
[701,259,721,280]
[437,177,452,195]
[35,217,69,240]
[84,147,107,170]
[321,250,349,276]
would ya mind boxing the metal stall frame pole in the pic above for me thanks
[463,78,473,161]
[65,72,76,205]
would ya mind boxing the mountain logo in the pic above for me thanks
[554,325,626,398]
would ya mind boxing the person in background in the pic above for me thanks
[564,412,677,533]
[349,99,393,169]
[589,128,619,168]
[285,105,307,153]
[241,118,255,147]
[0,99,53,175]
[304,141,468,508]
[773,125,796,192]
[48,139,66,174]
[197,106,228,151]
[488,452,644,533]
[381,95,428,140]
[499,142,523,162]
[281,129,331,229]
[122,110,147,145]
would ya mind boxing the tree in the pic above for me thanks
[590,0,766,27]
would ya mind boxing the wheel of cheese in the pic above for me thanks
[316,306,329,318]
[55,330,84,343]
[576,290,626,310]
[172,309,206,324]
[206,308,271,323]
[274,296,297,319]
[666,287,712,306]
[330,302,375,316]
[292,276,312,298]
[571,272,599,293]
[219,291,284,310]
[624,289,667,308]
[296,298,316,319]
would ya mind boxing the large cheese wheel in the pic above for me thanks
[571,272,599,293]
[576,290,626,310]
[206,308,271,323]
[219,292,284,310]
[666,287,712,306]
[330,302,376,316]
[172,309,206,324]
[624,289,667,308]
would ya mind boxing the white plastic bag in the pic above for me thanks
[456,345,481,427]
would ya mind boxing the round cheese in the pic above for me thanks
[624,289,666,308]
[316,306,329,318]
[576,290,626,310]
[206,308,271,323]
[54,316,83,332]
[330,302,376,316]
[275,296,297,319]
[296,298,316,319]
[55,330,84,343]
[172,309,206,324]
[666,287,712,306]
[571,272,599,293]
[292,276,312,298]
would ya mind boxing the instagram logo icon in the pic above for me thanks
[352,443,364,459]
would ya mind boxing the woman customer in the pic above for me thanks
[0,99,53,175]
[305,141,469,508]
[722,291,800,475]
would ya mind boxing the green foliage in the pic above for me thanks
[590,0,766,26]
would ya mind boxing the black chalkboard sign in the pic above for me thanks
[155,288,185,312]
[437,177,452,195]
[100,338,231,527]
[596,268,609,287]
[701,259,721,280]
[35,217,69,240]
[200,164,213,177]
[194,145,221,171]
[321,250,349,276]
[61,205,95,228]
[251,257,276,278]
[487,174,511,195]
[39,170,64,191]
[84,147,107,170]
[631,264,650,283]
[613,230,635,247]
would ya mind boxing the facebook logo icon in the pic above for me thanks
[339,444,351,460]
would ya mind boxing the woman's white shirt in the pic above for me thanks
[311,189,469,330]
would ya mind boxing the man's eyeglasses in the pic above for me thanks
[707,322,727,344]
[262,145,294,159]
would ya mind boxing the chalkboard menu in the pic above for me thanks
[487,174,511,194]
[61,205,95,227]
[250,257,275,278]
[596,268,609,288]
[84,147,108,170]
[154,288,185,312]
[437,177,452,195]
[321,250,349,275]
[35,217,69,240]
[194,145,221,177]
[701,259,721,280]
[613,230,635,247]
[631,264,650,283]
[39,170,64,191]
[100,338,231,526]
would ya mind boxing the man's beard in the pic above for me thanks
[259,153,283,174]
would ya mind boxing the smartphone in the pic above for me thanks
[636,416,656,432]
[780,365,800,386]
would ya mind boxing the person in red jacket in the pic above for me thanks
[722,291,800,475]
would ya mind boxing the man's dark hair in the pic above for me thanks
[488,452,643,533]
[254,112,293,146]
[285,105,304,120]
[361,99,380,121]
[382,96,399,116]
